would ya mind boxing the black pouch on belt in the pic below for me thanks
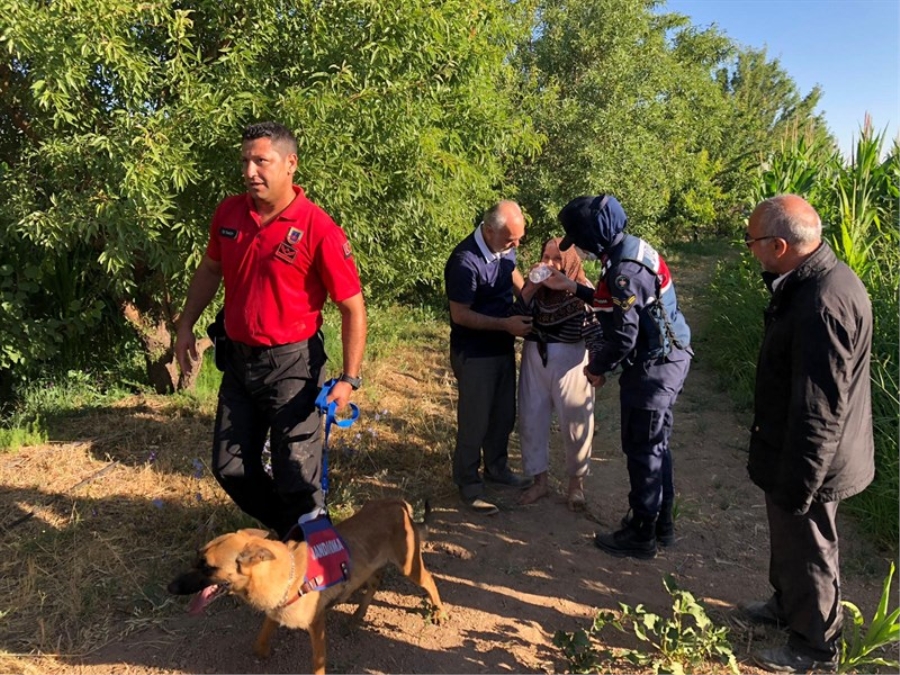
[206,308,228,372]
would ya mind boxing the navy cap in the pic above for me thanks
[557,195,628,255]
[558,195,611,253]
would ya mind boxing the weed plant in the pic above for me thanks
[840,562,900,673]
[553,575,739,674]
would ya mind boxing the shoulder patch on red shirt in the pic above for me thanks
[342,241,353,259]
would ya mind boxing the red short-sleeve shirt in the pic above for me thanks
[205,185,362,346]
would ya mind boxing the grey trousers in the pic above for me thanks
[766,494,842,660]
[450,348,516,500]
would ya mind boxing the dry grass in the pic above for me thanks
[0,328,458,669]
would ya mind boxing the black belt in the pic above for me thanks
[230,340,306,359]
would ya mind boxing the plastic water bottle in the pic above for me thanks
[529,264,552,283]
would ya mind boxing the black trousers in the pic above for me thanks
[619,355,690,520]
[450,348,516,500]
[212,335,327,537]
[766,495,842,660]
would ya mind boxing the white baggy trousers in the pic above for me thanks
[518,340,595,478]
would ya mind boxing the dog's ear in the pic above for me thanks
[237,543,276,569]
[237,528,272,539]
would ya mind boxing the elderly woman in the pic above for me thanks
[515,237,602,510]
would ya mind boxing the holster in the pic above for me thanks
[206,308,228,372]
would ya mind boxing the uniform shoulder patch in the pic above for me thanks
[614,274,630,289]
[342,241,353,259]
[286,227,303,245]
[612,294,637,311]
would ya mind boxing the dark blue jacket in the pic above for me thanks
[586,234,691,375]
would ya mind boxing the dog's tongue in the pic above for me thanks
[187,584,220,616]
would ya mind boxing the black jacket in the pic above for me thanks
[748,242,874,514]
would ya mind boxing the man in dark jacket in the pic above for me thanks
[548,195,692,559]
[740,194,874,673]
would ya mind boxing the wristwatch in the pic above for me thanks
[338,373,362,390]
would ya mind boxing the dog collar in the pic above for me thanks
[280,542,336,607]
[283,579,321,605]
[276,548,298,609]
[277,544,327,608]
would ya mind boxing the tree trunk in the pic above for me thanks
[121,300,211,393]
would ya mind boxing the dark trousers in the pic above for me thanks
[619,355,690,520]
[450,348,516,500]
[766,495,842,660]
[212,336,327,537]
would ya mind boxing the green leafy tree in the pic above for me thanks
[0,0,539,393]
[711,46,834,227]
[512,0,733,243]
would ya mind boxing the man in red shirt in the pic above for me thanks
[176,121,367,539]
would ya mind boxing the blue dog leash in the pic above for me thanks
[314,378,360,495]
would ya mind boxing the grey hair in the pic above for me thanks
[757,195,822,247]
[482,200,518,232]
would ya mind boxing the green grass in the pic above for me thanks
[665,236,737,261]
[702,254,767,410]
[0,417,46,452]
[323,302,447,363]
[0,368,141,451]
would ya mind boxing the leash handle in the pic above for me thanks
[315,379,360,494]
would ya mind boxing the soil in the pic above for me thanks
[11,255,894,675]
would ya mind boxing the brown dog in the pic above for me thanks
[168,498,444,674]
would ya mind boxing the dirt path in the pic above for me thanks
[47,251,891,675]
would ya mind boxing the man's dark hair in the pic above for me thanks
[242,121,298,156]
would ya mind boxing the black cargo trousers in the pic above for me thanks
[211,332,327,538]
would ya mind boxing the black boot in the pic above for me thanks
[595,516,658,559]
[656,501,675,547]
[620,505,675,547]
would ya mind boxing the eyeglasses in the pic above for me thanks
[743,234,777,249]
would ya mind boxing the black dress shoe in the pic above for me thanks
[484,471,531,488]
[738,599,787,627]
[752,645,836,673]
[621,509,675,546]
[594,518,658,560]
